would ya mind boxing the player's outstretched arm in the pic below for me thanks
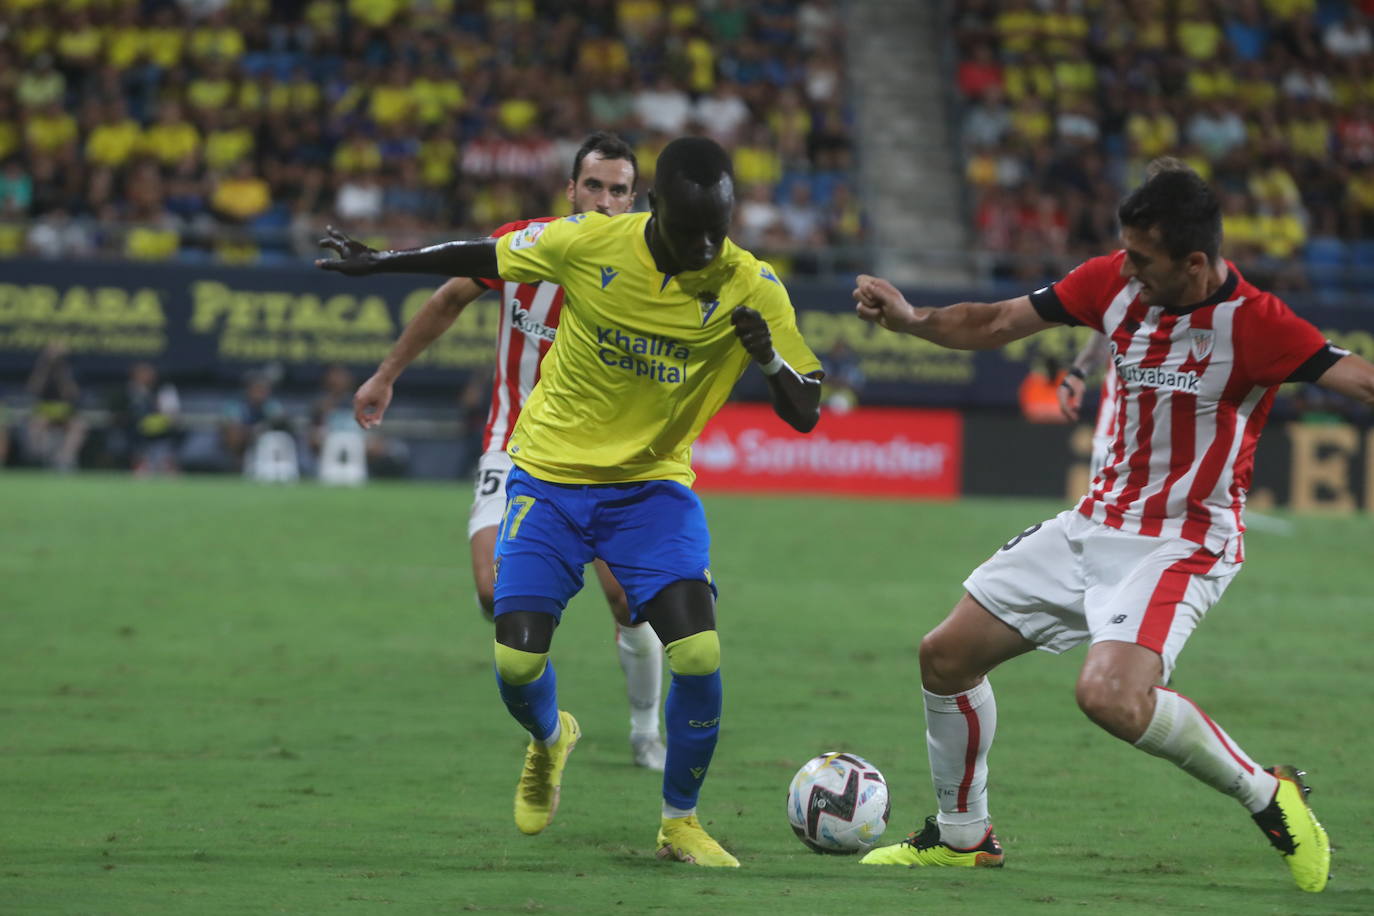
[731,306,821,433]
[353,278,487,429]
[316,226,500,279]
[1312,353,1374,408]
[1059,330,1111,421]
[853,274,1057,350]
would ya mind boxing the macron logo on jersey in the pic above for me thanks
[760,266,779,285]
[600,266,619,289]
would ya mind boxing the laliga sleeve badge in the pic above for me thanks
[510,223,547,251]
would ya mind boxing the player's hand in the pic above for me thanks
[353,373,393,429]
[1058,372,1085,421]
[316,226,382,275]
[731,306,775,363]
[853,274,918,333]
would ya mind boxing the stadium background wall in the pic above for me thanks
[2,259,1370,512]
[4,260,1374,405]
[960,414,1373,513]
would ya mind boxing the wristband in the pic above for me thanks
[761,352,787,376]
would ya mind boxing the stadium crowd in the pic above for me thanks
[0,0,860,276]
[952,0,1374,296]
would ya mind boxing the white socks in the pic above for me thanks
[616,622,663,738]
[924,679,997,849]
[922,678,1279,849]
[1134,686,1278,813]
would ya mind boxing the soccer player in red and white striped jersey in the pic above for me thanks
[853,160,1374,892]
[349,133,668,771]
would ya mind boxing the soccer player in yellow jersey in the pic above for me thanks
[318,137,823,866]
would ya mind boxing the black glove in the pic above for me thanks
[731,306,775,363]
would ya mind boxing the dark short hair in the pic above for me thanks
[571,131,638,185]
[654,136,734,191]
[1117,159,1221,261]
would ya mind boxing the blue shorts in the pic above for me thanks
[492,465,716,622]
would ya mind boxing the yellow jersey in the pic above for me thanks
[495,211,821,486]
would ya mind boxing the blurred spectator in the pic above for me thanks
[221,372,290,472]
[958,43,1004,99]
[634,74,692,136]
[0,158,31,216]
[820,340,864,413]
[108,362,181,475]
[1225,1,1272,62]
[1187,100,1248,162]
[212,160,273,224]
[1324,8,1373,56]
[26,209,96,259]
[24,341,87,471]
[737,182,782,248]
[692,81,751,146]
[1019,355,1068,424]
[307,364,407,478]
[963,88,1011,149]
[778,181,824,247]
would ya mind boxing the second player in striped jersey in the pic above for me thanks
[853,159,1374,892]
[349,133,668,771]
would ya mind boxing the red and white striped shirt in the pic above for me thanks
[478,218,564,453]
[1031,251,1333,561]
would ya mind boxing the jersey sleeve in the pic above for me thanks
[494,213,602,286]
[752,262,823,376]
[1234,295,1332,388]
[475,218,544,289]
[1027,252,1124,331]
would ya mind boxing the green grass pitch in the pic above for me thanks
[2,474,1371,915]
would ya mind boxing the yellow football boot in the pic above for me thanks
[860,816,1005,867]
[1252,765,1330,892]
[656,814,740,867]
[513,710,580,835]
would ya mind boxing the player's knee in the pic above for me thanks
[1074,672,1145,740]
[664,629,719,676]
[493,641,548,686]
[919,630,971,693]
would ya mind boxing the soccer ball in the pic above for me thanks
[786,752,890,854]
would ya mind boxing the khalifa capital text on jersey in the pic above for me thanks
[596,324,690,384]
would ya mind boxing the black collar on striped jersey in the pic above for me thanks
[1166,267,1238,315]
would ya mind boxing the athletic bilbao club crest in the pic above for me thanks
[1188,329,1214,361]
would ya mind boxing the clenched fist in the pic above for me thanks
[731,306,774,364]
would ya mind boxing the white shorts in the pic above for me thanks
[468,450,513,539]
[963,509,1240,680]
